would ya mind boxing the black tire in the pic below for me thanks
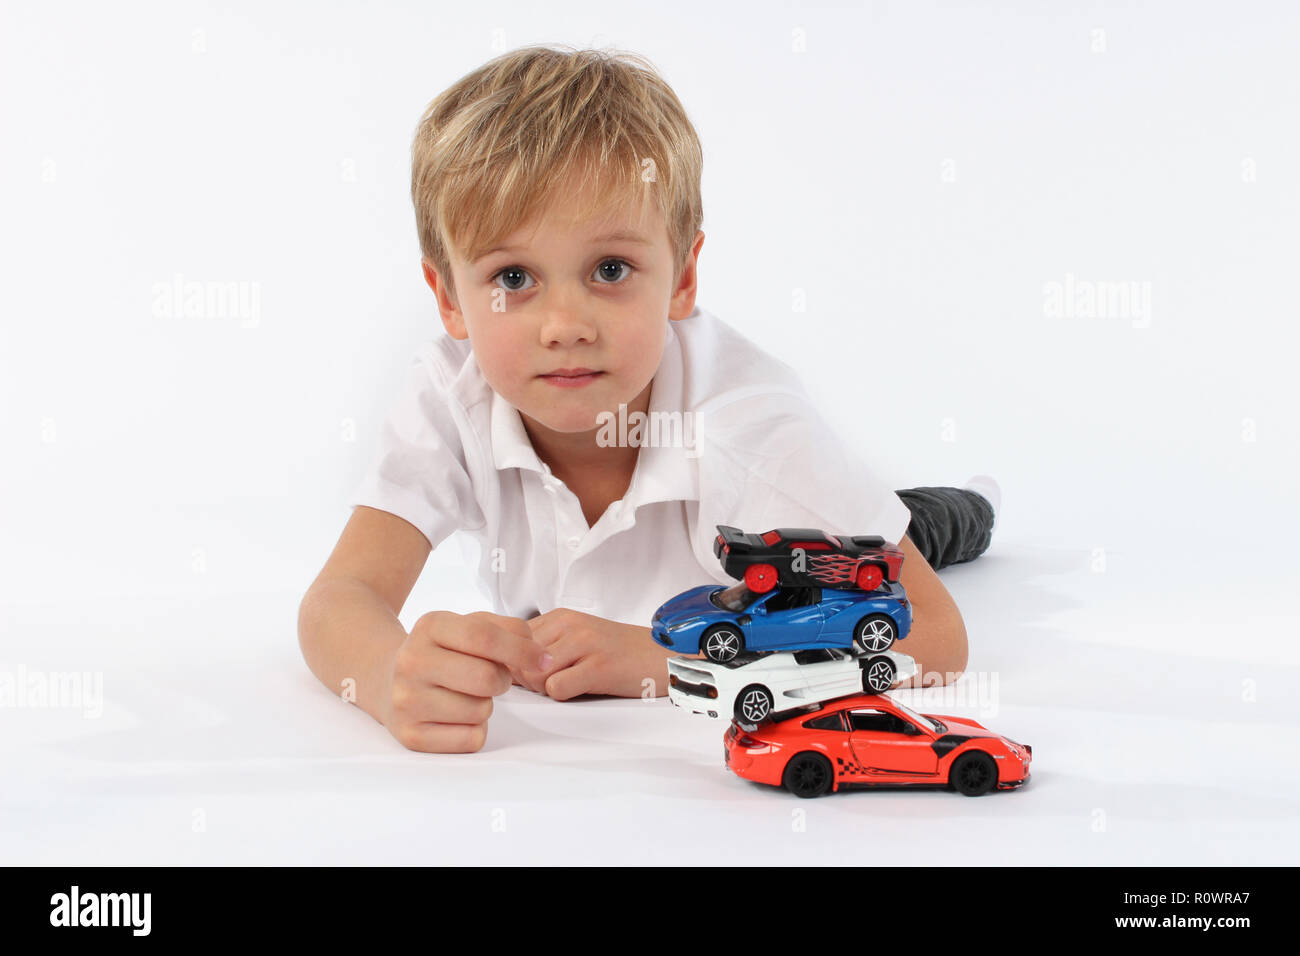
[702,624,745,663]
[854,614,897,654]
[950,751,998,796]
[861,655,897,694]
[735,685,775,724]
[782,752,834,798]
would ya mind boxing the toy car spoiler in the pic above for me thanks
[713,525,763,558]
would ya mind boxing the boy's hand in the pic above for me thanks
[380,610,551,753]
[521,608,680,700]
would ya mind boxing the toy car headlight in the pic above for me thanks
[667,618,701,633]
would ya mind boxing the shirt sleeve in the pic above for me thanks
[690,390,912,575]
[347,348,484,548]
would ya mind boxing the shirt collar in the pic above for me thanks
[488,318,700,507]
[489,385,546,473]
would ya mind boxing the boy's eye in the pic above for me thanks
[493,266,534,293]
[489,259,633,293]
[594,259,632,283]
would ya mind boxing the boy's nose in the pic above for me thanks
[538,309,598,347]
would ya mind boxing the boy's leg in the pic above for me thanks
[896,486,995,571]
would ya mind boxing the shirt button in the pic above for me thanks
[566,536,581,550]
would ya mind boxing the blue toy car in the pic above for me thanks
[651,581,912,664]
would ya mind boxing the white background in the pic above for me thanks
[2,0,1298,865]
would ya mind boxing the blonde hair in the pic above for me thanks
[411,44,704,303]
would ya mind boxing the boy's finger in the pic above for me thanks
[524,614,562,648]
[396,684,495,725]
[427,611,551,675]
[544,657,600,702]
[436,649,516,699]
[400,643,511,698]
[508,663,546,694]
[393,721,489,754]
[521,629,586,681]
[476,612,555,672]
[478,612,535,642]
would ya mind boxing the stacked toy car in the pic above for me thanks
[653,577,911,664]
[665,646,917,724]
[722,693,1033,798]
[713,524,904,594]
[652,525,1032,798]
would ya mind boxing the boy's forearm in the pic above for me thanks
[298,576,407,724]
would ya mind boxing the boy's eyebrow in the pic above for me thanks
[588,230,653,245]
[476,230,653,261]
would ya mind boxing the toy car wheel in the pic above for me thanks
[702,624,745,663]
[782,752,833,798]
[854,614,897,654]
[735,685,775,724]
[950,751,997,796]
[743,562,777,593]
[861,655,897,694]
[855,564,883,591]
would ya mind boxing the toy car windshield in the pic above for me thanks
[709,581,760,613]
[887,696,945,733]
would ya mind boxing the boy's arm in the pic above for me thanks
[300,505,550,752]
[298,505,431,724]
[891,534,968,687]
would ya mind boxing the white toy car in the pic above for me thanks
[666,647,916,726]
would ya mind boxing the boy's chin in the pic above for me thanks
[531,408,612,436]
[525,399,637,437]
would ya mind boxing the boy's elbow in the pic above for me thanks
[297,586,318,658]
[297,580,332,657]
[914,612,968,687]
[945,613,968,682]
[940,613,968,684]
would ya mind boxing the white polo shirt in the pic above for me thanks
[348,305,912,628]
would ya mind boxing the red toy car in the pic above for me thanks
[713,525,904,593]
[723,693,1031,797]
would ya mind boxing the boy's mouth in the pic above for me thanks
[538,368,604,388]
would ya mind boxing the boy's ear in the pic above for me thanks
[421,259,468,340]
[668,230,706,321]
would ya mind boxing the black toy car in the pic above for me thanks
[712,525,904,593]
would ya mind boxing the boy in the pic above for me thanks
[298,45,997,754]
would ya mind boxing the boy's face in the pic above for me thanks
[425,176,704,439]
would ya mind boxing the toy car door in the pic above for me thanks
[790,648,862,702]
[750,587,826,650]
[844,707,940,778]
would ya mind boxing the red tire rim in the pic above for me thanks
[744,563,777,593]
[855,565,883,591]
